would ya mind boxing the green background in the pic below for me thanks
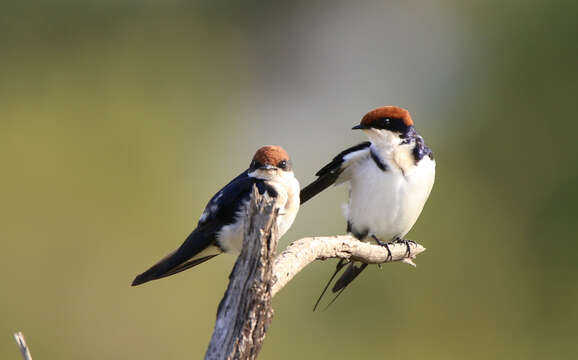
[2,1,577,358]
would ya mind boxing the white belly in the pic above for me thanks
[347,156,435,241]
[217,202,249,254]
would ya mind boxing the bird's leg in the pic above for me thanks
[372,235,392,262]
[394,237,415,257]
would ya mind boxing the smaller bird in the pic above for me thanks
[132,145,300,286]
[300,106,435,309]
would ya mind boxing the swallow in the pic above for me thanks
[132,145,300,286]
[300,106,435,309]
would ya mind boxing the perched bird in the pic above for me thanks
[300,106,435,309]
[132,145,300,286]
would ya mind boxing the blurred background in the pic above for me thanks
[1,0,577,359]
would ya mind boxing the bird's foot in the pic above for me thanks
[372,235,393,262]
[394,237,415,257]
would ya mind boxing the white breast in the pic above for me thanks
[346,151,435,242]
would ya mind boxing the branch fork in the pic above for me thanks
[205,189,426,359]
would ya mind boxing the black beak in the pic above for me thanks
[352,124,369,130]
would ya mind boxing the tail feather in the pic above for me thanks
[131,229,218,286]
[313,260,368,311]
[332,261,368,293]
[131,254,218,286]
[323,262,368,310]
[313,259,347,311]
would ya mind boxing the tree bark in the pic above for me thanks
[13,332,33,360]
[205,188,279,360]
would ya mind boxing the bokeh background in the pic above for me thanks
[2,1,578,359]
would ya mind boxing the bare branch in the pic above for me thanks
[13,332,33,360]
[204,189,427,358]
[205,188,279,360]
[271,235,425,296]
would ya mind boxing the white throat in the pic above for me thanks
[364,129,403,150]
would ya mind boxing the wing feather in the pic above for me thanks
[300,142,371,204]
[132,171,277,286]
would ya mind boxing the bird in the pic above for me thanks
[300,106,435,310]
[132,145,300,286]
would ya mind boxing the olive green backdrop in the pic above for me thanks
[1,1,577,359]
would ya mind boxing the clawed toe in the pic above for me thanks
[394,237,414,257]
[372,235,393,261]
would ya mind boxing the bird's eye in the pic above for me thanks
[384,118,391,124]
[278,160,288,169]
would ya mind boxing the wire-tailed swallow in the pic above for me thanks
[300,106,435,309]
[132,145,300,286]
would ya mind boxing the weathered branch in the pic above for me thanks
[13,332,33,360]
[205,188,279,360]
[204,188,426,359]
[271,236,425,296]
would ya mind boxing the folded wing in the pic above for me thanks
[131,171,277,286]
[300,142,370,204]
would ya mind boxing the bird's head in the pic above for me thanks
[249,145,293,179]
[353,106,415,145]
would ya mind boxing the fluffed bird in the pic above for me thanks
[300,106,435,309]
[132,145,300,286]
